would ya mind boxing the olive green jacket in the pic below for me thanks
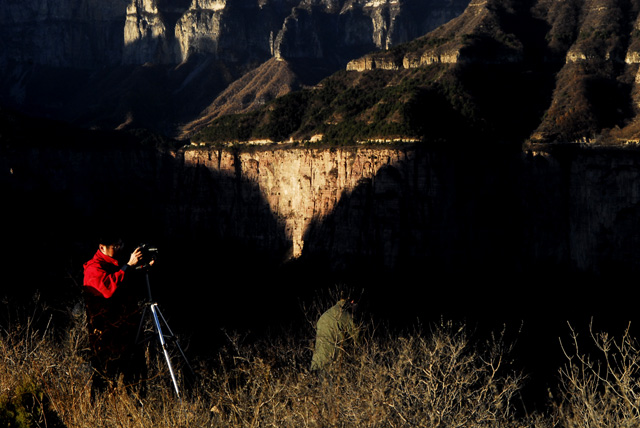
[310,299,359,370]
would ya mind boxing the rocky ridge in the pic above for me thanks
[337,0,640,146]
[346,0,523,71]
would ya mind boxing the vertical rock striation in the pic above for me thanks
[179,144,640,276]
[183,147,403,259]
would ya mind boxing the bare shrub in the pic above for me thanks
[204,320,527,428]
[554,321,640,428]
[1,293,551,428]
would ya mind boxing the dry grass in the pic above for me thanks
[0,295,210,428]
[2,294,639,428]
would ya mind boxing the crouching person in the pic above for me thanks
[310,297,360,372]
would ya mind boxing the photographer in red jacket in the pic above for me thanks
[83,235,145,385]
[84,239,143,298]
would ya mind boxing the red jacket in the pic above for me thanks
[83,250,128,299]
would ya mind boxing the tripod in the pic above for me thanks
[136,270,192,401]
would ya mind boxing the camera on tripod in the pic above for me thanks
[137,243,158,269]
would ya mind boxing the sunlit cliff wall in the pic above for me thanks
[180,144,640,275]
[4,142,640,282]
[184,147,423,261]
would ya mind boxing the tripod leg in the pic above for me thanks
[150,303,181,401]
[155,306,194,376]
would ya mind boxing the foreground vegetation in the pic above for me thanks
[2,295,640,427]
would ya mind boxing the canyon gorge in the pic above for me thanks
[5,0,640,403]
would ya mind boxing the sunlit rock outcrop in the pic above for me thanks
[345,0,524,71]
[183,147,410,259]
[123,0,172,64]
[175,0,227,62]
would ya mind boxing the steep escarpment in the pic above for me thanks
[5,112,640,290]
[529,0,640,144]
[180,143,640,279]
[346,0,530,71]
[184,146,419,260]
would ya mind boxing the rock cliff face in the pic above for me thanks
[123,0,183,64]
[120,0,470,66]
[178,144,640,276]
[340,0,640,145]
[273,0,467,63]
[5,131,640,281]
[184,147,416,259]
[346,0,522,70]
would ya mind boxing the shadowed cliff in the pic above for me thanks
[0,110,293,356]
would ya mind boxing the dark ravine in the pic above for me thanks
[4,0,640,413]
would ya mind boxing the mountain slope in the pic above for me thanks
[180,58,310,139]
[193,0,640,148]
[530,0,640,145]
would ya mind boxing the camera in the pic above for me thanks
[137,243,158,268]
